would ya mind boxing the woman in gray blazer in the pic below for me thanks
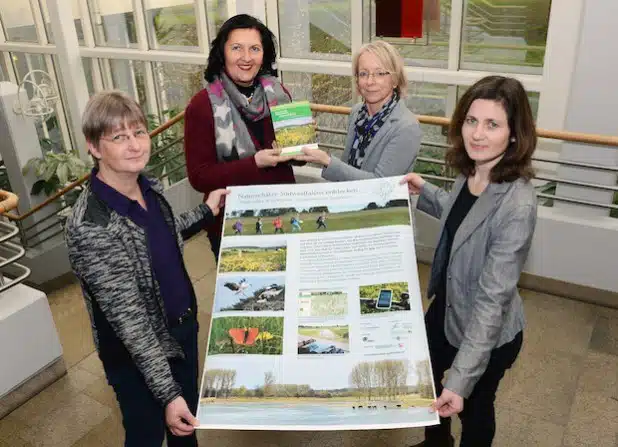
[293,40,421,180]
[403,76,538,447]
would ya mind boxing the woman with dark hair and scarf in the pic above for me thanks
[184,14,295,256]
[293,40,421,181]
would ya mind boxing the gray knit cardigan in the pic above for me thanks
[65,177,213,406]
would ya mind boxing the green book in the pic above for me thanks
[270,101,318,156]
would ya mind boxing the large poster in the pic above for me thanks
[197,177,439,431]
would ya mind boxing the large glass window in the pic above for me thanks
[278,0,351,61]
[460,0,552,74]
[87,0,138,48]
[144,0,199,50]
[362,0,451,69]
[152,61,203,112]
[0,2,39,42]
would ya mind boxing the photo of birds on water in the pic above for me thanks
[214,274,286,312]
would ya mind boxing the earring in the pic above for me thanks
[510,137,516,142]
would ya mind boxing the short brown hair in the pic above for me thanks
[353,40,408,97]
[82,90,147,147]
[446,76,536,182]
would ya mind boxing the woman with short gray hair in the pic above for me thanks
[67,90,227,446]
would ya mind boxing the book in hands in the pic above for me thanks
[270,101,319,156]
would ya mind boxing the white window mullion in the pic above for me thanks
[447,0,464,71]
[132,0,159,115]
[195,0,211,55]
[226,0,238,17]
[350,0,363,103]
[46,0,89,160]
[0,21,18,84]
[232,0,265,22]
[132,0,150,49]
[265,0,279,51]
[29,0,49,44]
[77,0,104,91]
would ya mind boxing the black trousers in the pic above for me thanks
[104,318,199,447]
[424,299,523,447]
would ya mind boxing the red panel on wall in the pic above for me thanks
[402,0,424,38]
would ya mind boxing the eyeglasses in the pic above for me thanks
[100,129,149,145]
[356,70,391,81]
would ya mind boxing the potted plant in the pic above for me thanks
[22,151,91,207]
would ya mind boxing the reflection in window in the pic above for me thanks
[278,0,351,60]
[107,59,150,110]
[1,2,39,42]
[405,82,450,182]
[282,71,353,150]
[82,58,96,96]
[152,62,204,184]
[143,1,198,50]
[152,62,203,113]
[205,0,227,41]
[87,0,138,48]
[363,0,451,69]
[460,0,551,74]
[0,57,9,82]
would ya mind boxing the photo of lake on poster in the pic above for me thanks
[197,401,438,430]
[197,357,438,430]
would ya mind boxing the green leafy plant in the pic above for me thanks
[22,151,90,196]
[146,108,187,184]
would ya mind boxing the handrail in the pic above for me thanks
[309,104,618,147]
[3,102,618,223]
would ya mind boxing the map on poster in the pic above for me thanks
[197,176,439,431]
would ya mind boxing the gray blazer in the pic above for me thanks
[418,175,537,398]
[322,101,421,181]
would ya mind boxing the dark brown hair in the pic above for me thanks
[446,75,536,182]
[204,14,278,83]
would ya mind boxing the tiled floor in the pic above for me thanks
[1,232,617,447]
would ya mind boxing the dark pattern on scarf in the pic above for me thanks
[348,91,399,169]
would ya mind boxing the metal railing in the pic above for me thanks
[2,102,618,249]
[0,190,31,293]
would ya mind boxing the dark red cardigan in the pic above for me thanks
[183,89,296,243]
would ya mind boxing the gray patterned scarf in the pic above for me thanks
[205,73,290,161]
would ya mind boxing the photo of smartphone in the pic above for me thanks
[375,289,393,310]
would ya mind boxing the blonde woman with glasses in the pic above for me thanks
[294,40,421,181]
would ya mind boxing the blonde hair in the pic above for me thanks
[82,90,147,147]
[352,40,408,98]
